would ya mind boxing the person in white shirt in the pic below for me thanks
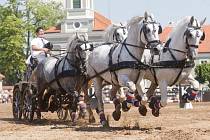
[30,27,50,63]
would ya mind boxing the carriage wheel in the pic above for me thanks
[12,87,23,120]
[23,88,35,122]
[57,108,68,120]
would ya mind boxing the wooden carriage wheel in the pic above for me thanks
[12,87,23,120]
[57,107,68,120]
[22,87,35,122]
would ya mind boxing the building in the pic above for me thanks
[45,0,112,51]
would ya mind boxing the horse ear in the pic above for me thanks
[158,25,162,34]
[150,13,154,21]
[190,16,195,25]
[201,31,205,41]
[75,32,79,39]
[200,17,206,26]
[144,11,148,20]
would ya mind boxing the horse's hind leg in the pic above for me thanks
[93,77,109,127]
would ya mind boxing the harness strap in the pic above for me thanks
[151,67,158,86]
[123,42,142,63]
[168,47,177,61]
[170,67,184,86]
[54,58,67,94]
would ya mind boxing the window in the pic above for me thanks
[73,0,81,8]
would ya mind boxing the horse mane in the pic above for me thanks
[67,34,87,52]
[169,16,193,38]
[127,16,144,28]
[104,24,121,43]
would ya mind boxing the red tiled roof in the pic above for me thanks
[198,25,210,53]
[160,25,210,53]
[159,26,172,42]
[45,11,111,33]
[45,26,61,33]
[93,11,112,31]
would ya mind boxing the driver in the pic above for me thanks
[26,27,52,69]
[30,27,50,63]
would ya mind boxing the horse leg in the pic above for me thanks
[69,98,78,126]
[83,88,96,123]
[134,72,148,116]
[151,80,168,117]
[110,86,121,121]
[184,74,199,90]
[146,83,163,114]
[146,83,158,99]
[78,92,87,120]
[93,77,108,127]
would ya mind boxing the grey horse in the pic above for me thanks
[30,34,91,124]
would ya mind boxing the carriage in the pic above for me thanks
[12,58,70,122]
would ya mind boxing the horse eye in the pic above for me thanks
[147,28,151,33]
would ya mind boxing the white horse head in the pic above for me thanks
[127,11,162,48]
[168,16,206,60]
[67,34,92,62]
[104,23,128,43]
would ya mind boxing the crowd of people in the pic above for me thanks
[0,91,12,104]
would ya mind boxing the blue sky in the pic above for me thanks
[0,0,209,27]
[94,0,210,27]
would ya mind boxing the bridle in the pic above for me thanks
[113,26,127,43]
[165,25,204,61]
[140,21,162,48]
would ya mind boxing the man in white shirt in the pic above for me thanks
[30,27,50,63]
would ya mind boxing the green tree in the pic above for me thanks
[0,0,64,84]
[195,63,210,87]
[24,0,65,56]
[0,3,26,84]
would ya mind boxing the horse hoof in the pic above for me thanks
[152,109,160,117]
[138,105,147,116]
[112,110,121,121]
[101,120,109,128]
[72,122,77,126]
[122,101,131,112]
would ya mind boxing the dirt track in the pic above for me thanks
[1,102,210,140]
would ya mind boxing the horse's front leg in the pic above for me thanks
[146,82,158,99]
[146,83,162,112]
[83,87,96,123]
[93,77,109,127]
[134,71,148,116]
[150,80,168,117]
[110,86,121,121]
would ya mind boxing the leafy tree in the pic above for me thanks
[0,3,26,84]
[26,0,64,28]
[0,0,64,84]
[195,63,210,87]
